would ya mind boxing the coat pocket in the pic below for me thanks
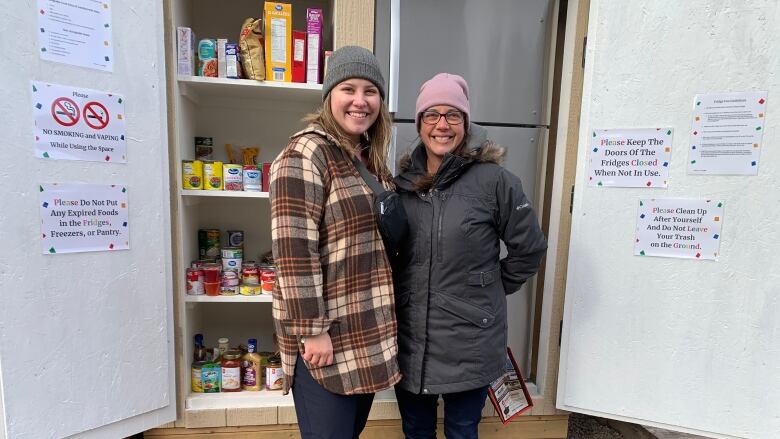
[432,290,496,328]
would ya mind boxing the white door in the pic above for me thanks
[0,1,175,437]
[557,1,780,438]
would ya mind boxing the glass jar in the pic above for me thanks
[221,349,242,392]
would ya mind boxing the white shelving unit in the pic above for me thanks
[169,0,334,422]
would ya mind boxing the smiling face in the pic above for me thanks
[419,105,466,161]
[329,78,381,144]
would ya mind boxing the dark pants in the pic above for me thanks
[395,386,489,439]
[292,355,375,439]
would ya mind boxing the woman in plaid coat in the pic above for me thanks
[269,46,400,438]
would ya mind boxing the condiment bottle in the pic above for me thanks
[242,338,262,391]
[221,349,242,392]
[217,337,229,360]
[193,333,207,362]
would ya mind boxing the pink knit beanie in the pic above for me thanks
[415,73,470,128]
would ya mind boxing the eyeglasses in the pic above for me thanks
[420,110,465,125]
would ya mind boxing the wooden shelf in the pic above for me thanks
[180,189,269,198]
[177,76,322,103]
[184,294,272,303]
[186,390,292,410]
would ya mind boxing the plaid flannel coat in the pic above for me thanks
[269,125,401,395]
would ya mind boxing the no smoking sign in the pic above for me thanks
[84,101,110,130]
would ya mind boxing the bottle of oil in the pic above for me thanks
[242,338,262,391]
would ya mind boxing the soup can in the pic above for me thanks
[260,265,276,293]
[182,160,203,190]
[198,229,220,261]
[243,165,262,191]
[221,271,240,295]
[227,230,244,248]
[223,164,243,191]
[242,262,259,285]
[186,267,204,295]
[203,161,224,190]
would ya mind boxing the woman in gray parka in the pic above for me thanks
[393,73,548,439]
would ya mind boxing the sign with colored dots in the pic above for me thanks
[688,91,768,175]
[37,0,114,71]
[634,199,724,260]
[588,128,673,188]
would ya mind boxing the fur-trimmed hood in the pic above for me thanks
[395,123,506,191]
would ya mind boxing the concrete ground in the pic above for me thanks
[567,414,709,439]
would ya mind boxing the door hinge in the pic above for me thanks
[559,319,563,346]
[582,36,587,68]
[569,184,575,214]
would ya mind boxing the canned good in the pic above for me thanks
[186,267,204,295]
[198,229,221,261]
[227,230,244,248]
[223,164,243,191]
[265,357,283,390]
[260,265,276,293]
[182,160,203,190]
[221,271,240,295]
[203,161,224,190]
[239,284,263,296]
[191,361,206,392]
[243,165,261,191]
[195,137,213,160]
[221,247,243,259]
[242,262,259,284]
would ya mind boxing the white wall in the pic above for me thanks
[559,1,779,438]
[0,1,174,438]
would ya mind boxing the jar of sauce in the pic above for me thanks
[221,349,242,392]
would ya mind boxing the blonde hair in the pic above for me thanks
[304,94,393,180]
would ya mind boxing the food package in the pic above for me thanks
[239,18,266,80]
[264,2,292,82]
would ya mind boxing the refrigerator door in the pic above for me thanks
[392,123,542,372]
[377,0,552,124]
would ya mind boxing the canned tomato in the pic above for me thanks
[227,230,244,248]
[242,262,259,284]
[203,161,224,190]
[243,165,261,192]
[223,164,243,191]
[186,267,204,295]
[182,160,203,190]
[260,265,276,293]
[198,229,221,261]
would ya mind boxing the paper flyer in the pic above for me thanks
[588,128,673,188]
[32,81,126,163]
[688,91,768,175]
[37,0,114,71]
[634,199,724,260]
[39,183,129,254]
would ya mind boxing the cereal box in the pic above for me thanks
[306,8,323,84]
[264,2,292,82]
[177,27,196,76]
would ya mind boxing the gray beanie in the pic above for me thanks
[322,46,386,101]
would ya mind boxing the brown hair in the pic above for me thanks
[305,94,393,180]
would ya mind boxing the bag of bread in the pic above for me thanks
[239,18,266,80]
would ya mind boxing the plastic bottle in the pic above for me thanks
[242,338,263,391]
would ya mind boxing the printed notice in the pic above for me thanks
[39,183,129,254]
[688,91,768,175]
[37,0,113,71]
[32,81,126,162]
[588,128,673,187]
[635,199,724,260]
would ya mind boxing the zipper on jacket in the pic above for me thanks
[435,191,445,264]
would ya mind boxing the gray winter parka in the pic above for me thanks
[393,124,548,395]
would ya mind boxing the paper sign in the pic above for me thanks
[588,128,673,187]
[32,81,126,162]
[39,183,129,254]
[635,199,724,260]
[688,91,768,175]
[37,0,114,71]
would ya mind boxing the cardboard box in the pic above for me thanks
[264,2,292,82]
[292,30,306,83]
[176,27,195,76]
[217,38,227,78]
[306,8,323,84]
[225,43,240,79]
